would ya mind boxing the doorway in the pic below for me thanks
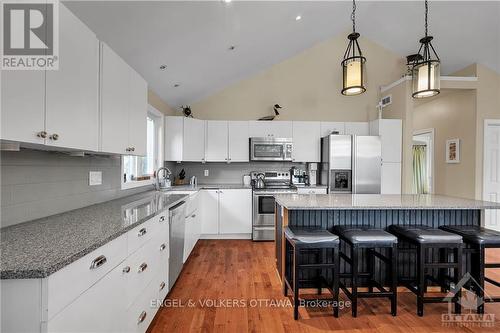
[484,120,500,230]
[412,129,435,194]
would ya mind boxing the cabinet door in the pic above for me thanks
[201,190,219,235]
[1,70,45,144]
[164,116,184,161]
[320,122,345,136]
[100,43,130,154]
[381,162,401,194]
[380,119,402,163]
[292,121,321,162]
[206,121,228,162]
[345,122,369,135]
[219,189,252,234]
[128,69,148,156]
[269,121,293,137]
[47,264,127,333]
[45,3,99,151]
[183,118,206,161]
[228,121,249,162]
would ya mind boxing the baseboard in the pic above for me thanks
[200,233,252,240]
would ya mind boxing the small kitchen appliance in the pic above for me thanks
[307,162,318,186]
[250,137,293,161]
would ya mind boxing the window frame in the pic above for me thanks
[121,105,164,190]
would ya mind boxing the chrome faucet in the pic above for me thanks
[154,167,172,191]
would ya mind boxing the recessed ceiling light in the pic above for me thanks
[174,83,180,88]
[159,65,167,70]
[295,15,302,21]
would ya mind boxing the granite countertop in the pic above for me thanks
[0,191,187,279]
[275,194,500,210]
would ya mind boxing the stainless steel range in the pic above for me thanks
[251,171,297,241]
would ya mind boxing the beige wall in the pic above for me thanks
[191,34,405,121]
[413,90,477,199]
[474,64,500,199]
[148,89,178,116]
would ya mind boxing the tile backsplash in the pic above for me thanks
[169,161,306,185]
[0,149,153,228]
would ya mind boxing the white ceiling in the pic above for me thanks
[65,1,500,107]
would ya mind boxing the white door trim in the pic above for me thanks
[483,119,500,229]
[413,128,435,194]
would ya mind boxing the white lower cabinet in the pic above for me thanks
[200,189,252,238]
[47,263,127,333]
[1,212,171,333]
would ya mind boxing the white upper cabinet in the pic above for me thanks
[1,71,46,144]
[370,119,402,163]
[45,3,99,151]
[345,122,370,135]
[183,118,206,162]
[100,42,147,155]
[219,189,252,234]
[292,121,321,162]
[320,122,345,137]
[206,121,228,162]
[248,121,293,138]
[127,69,148,156]
[164,116,184,162]
[228,121,250,162]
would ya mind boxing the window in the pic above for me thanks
[122,105,163,189]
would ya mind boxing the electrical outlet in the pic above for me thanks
[89,171,102,186]
[204,169,209,177]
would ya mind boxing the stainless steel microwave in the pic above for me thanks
[250,137,293,161]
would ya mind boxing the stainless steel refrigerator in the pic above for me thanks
[320,134,381,194]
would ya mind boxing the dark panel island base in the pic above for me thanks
[274,194,500,289]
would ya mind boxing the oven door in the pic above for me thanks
[251,142,285,161]
[253,193,277,227]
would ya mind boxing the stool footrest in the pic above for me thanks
[424,263,459,269]
[485,262,500,268]
[298,263,336,269]
[358,291,393,298]
[485,276,500,288]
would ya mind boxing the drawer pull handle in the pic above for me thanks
[159,216,165,222]
[137,311,147,324]
[160,243,166,251]
[138,228,147,237]
[90,255,107,269]
[191,214,196,218]
[122,266,131,273]
[159,281,166,291]
[138,262,148,273]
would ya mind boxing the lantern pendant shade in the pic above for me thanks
[341,33,366,96]
[412,60,440,98]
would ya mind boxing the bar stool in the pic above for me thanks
[283,226,340,320]
[440,225,500,313]
[388,225,463,316]
[333,225,398,317]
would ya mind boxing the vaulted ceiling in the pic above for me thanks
[65,1,500,107]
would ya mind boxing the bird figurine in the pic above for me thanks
[258,104,282,121]
[181,105,193,118]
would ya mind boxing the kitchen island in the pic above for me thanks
[274,194,500,287]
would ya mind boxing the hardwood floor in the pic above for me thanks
[148,240,500,333]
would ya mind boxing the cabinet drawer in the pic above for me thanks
[126,279,159,333]
[123,239,159,308]
[128,218,155,255]
[47,233,127,320]
[297,187,327,195]
[47,261,127,333]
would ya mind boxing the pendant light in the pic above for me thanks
[412,0,441,98]
[341,0,366,96]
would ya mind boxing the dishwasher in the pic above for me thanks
[169,201,186,290]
